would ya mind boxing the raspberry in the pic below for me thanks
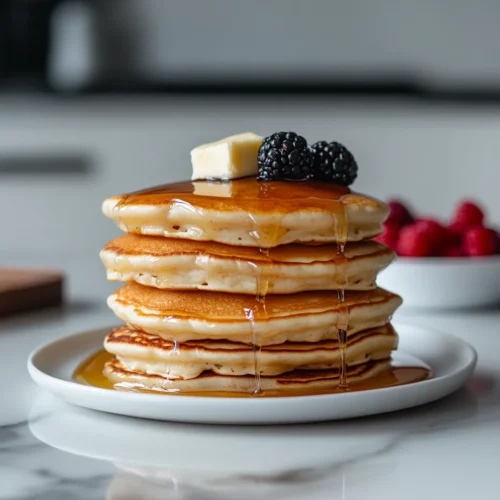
[374,222,400,250]
[414,219,445,239]
[397,224,434,257]
[414,219,450,255]
[446,222,463,246]
[463,227,497,257]
[444,246,464,258]
[451,201,485,232]
[386,200,414,227]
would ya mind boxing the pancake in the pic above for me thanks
[102,178,389,248]
[108,284,402,345]
[104,324,398,379]
[101,235,395,294]
[104,357,391,393]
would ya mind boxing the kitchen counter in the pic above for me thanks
[1,288,500,499]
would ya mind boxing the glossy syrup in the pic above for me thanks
[332,198,349,389]
[245,225,273,395]
[114,178,351,211]
[73,350,432,397]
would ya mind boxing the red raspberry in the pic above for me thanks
[415,219,445,239]
[444,246,464,258]
[397,224,434,257]
[387,200,415,227]
[451,201,485,232]
[374,222,400,250]
[446,222,463,246]
[414,219,450,255]
[463,227,497,257]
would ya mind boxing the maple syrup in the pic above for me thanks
[246,230,273,394]
[331,197,349,389]
[73,349,432,397]
[115,178,351,212]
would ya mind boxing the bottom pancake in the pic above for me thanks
[104,324,398,379]
[104,358,391,394]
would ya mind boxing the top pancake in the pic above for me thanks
[102,178,389,248]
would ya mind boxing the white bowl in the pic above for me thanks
[378,255,500,309]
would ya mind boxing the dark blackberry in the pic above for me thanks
[257,131,313,181]
[309,141,358,186]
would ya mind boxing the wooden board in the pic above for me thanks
[0,268,64,318]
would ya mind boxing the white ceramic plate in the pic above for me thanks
[28,324,476,424]
[378,256,500,309]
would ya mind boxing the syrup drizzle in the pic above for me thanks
[243,305,262,395]
[246,212,274,395]
[333,198,349,389]
[172,340,180,355]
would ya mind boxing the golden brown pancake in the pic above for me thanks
[104,357,391,393]
[100,235,395,294]
[104,324,398,379]
[108,283,402,345]
[102,178,389,248]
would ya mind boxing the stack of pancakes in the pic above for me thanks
[100,178,401,394]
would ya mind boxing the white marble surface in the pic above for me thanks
[1,298,499,500]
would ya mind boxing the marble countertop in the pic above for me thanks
[1,295,500,499]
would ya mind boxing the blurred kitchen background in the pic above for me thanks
[2,0,500,301]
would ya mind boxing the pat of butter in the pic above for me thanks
[191,132,263,180]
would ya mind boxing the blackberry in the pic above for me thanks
[309,141,358,186]
[257,132,313,181]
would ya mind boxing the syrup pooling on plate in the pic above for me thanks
[73,349,432,397]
